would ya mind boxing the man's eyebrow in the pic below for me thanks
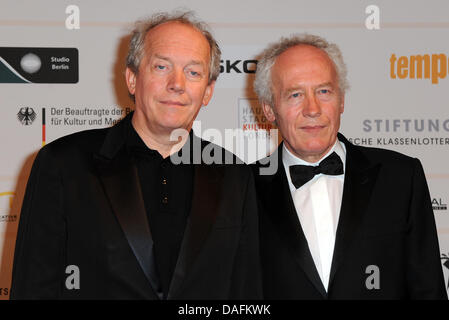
[153,54,171,61]
[153,54,204,67]
[315,82,334,89]
[186,61,204,66]
[284,86,303,96]
[283,82,336,96]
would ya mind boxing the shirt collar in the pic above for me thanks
[126,120,196,162]
[125,120,160,159]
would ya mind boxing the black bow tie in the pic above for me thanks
[289,152,344,189]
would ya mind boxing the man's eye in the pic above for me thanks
[318,89,330,94]
[188,70,201,77]
[156,65,166,70]
[291,92,300,98]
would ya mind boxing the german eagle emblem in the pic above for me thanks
[17,107,36,125]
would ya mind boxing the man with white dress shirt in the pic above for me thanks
[252,34,447,299]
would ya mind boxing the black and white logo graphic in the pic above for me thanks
[0,47,78,83]
[17,107,36,125]
[432,198,447,211]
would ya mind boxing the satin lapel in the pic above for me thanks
[94,113,163,299]
[167,164,223,299]
[262,147,327,298]
[328,134,381,290]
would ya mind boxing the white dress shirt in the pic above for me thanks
[282,140,346,291]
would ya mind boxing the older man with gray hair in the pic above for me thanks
[11,11,262,300]
[252,33,447,299]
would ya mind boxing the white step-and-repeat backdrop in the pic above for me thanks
[1,0,448,299]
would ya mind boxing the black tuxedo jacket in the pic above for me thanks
[253,133,447,299]
[11,114,262,299]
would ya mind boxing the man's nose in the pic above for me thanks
[302,94,321,117]
[167,69,185,93]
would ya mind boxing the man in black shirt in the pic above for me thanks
[10,11,262,299]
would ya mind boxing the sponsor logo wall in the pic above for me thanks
[1,0,448,299]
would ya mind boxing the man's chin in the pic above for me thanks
[159,121,191,135]
[291,141,331,158]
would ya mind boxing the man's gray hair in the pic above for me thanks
[126,10,221,84]
[254,33,349,105]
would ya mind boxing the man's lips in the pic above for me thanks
[160,100,187,106]
[300,125,325,130]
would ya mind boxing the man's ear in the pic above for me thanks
[202,80,216,106]
[262,102,276,122]
[125,67,137,95]
[339,94,345,114]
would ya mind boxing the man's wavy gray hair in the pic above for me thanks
[254,34,349,105]
[126,10,221,85]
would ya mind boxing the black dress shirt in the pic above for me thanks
[125,123,194,298]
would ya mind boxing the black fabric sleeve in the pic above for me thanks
[10,146,66,299]
[406,158,447,299]
[229,168,263,299]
